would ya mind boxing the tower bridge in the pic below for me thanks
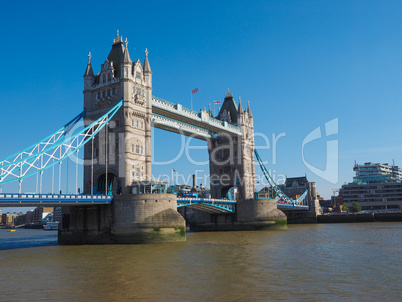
[0,32,316,244]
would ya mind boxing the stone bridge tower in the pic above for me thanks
[208,90,256,200]
[82,31,152,194]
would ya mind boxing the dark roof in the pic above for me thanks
[107,41,125,78]
[217,91,238,124]
[84,62,94,77]
[285,176,308,187]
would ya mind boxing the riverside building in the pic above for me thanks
[339,162,402,210]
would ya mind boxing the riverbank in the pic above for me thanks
[317,212,402,223]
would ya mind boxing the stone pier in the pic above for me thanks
[186,199,287,231]
[58,193,186,244]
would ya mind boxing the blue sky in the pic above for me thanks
[1,0,402,213]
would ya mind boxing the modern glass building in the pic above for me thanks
[339,162,402,210]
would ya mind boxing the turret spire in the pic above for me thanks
[143,48,152,73]
[238,96,243,113]
[113,30,122,44]
[247,101,253,118]
[84,52,94,77]
[123,38,132,63]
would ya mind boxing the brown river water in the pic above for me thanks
[0,222,401,301]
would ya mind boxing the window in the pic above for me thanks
[107,74,111,82]
[102,75,106,83]
[141,121,144,129]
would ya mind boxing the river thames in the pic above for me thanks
[0,222,401,301]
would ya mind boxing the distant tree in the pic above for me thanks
[341,204,349,212]
[398,204,402,210]
[351,201,362,212]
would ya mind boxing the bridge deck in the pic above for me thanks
[0,194,308,212]
[0,193,113,206]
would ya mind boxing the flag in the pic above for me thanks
[192,88,199,94]
[214,100,221,104]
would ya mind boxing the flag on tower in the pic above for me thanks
[214,100,221,104]
[192,88,199,94]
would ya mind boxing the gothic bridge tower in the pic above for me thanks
[83,31,152,194]
[208,90,256,200]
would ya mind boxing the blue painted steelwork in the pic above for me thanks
[277,203,309,210]
[0,110,85,169]
[0,193,113,207]
[152,113,216,139]
[0,100,123,185]
[177,198,236,213]
[254,149,309,206]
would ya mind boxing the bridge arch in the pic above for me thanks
[96,172,120,195]
[221,185,239,200]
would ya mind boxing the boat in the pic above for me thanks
[43,222,59,231]
[7,229,16,232]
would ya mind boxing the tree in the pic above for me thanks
[351,201,362,212]
[341,204,349,212]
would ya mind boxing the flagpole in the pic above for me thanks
[191,90,193,111]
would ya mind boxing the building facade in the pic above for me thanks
[353,162,402,184]
[340,162,402,210]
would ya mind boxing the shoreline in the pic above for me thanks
[317,212,402,223]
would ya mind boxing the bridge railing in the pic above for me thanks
[177,197,236,203]
[0,193,112,200]
[0,193,113,206]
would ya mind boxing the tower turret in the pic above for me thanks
[247,101,253,119]
[143,48,152,88]
[84,52,94,90]
[122,39,132,79]
[237,96,244,125]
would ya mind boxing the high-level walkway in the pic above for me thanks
[152,96,242,139]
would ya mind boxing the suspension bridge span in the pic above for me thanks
[0,101,308,212]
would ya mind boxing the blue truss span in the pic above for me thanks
[0,109,85,168]
[0,193,112,206]
[0,100,123,185]
[177,198,236,213]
